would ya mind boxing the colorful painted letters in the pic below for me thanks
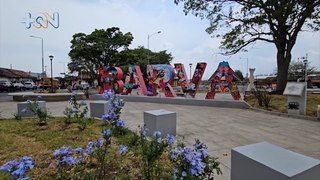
[98,61,241,100]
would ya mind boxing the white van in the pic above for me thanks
[80,81,90,90]
[24,81,37,90]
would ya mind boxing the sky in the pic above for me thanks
[0,0,319,80]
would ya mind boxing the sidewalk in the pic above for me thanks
[1,99,320,179]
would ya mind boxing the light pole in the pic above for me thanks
[302,54,308,115]
[302,54,308,82]
[147,31,161,65]
[30,35,44,77]
[49,55,54,91]
[189,63,192,81]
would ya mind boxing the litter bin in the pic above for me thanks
[283,82,306,115]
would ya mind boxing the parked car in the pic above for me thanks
[12,81,25,91]
[0,83,6,92]
[0,80,15,92]
[80,81,90,90]
[23,81,37,90]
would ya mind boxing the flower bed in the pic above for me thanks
[0,91,222,179]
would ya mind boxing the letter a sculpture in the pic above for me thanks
[206,61,241,100]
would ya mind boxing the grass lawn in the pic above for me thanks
[245,94,320,117]
[0,118,173,179]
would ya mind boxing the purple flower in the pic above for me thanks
[144,127,149,135]
[109,112,116,119]
[0,160,18,172]
[61,156,75,166]
[199,148,208,158]
[119,145,128,155]
[73,147,83,154]
[101,114,107,121]
[115,119,125,127]
[53,146,73,156]
[86,142,94,154]
[166,134,175,146]
[80,100,87,106]
[182,171,187,177]
[94,138,104,148]
[102,129,111,137]
[102,90,114,99]
[0,156,34,180]
[73,108,79,113]
[71,91,77,97]
[153,131,161,137]
[173,169,178,180]
[157,137,161,143]
[101,112,116,121]
[37,96,42,100]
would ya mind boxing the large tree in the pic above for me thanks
[174,0,320,94]
[68,27,133,81]
[287,60,317,81]
[117,46,173,77]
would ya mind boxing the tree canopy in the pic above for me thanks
[117,46,173,78]
[68,27,133,81]
[174,0,320,94]
[233,70,244,81]
[68,28,172,82]
[287,60,317,81]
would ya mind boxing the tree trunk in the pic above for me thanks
[276,50,291,94]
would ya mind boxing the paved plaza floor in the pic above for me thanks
[1,97,320,179]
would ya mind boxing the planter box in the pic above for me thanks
[231,142,320,180]
[90,100,110,118]
[17,101,46,117]
[143,109,176,138]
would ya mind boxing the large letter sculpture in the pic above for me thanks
[98,66,124,94]
[173,63,189,96]
[123,65,147,96]
[147,64,176,97]
[186,62,207,98]
[206,61,241,100]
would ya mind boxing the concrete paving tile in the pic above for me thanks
[1,98,320,180]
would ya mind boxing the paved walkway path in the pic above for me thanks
[1,99,320,180]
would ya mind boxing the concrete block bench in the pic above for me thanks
[17,101,46,117]
[143,109,176,138]
[231,142,320,180]
[90,100,110,118]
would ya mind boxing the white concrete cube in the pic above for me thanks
[143,109,176,138]
[90,100,110,118]
[17,101,46,117]
[231,142,320,180]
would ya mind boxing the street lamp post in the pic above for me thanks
[301,53,308,115]
[189,63,192,81]
[147,31,161,65]
[302,54,308,82]
[49,55,54,92]
[30,35,44,77]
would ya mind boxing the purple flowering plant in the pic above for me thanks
[137,125,175,179]
[23,97,50,125]
[64,91,89,130]
[101,90,126,135]
[0,156,34,180]
[170,139,222,179]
